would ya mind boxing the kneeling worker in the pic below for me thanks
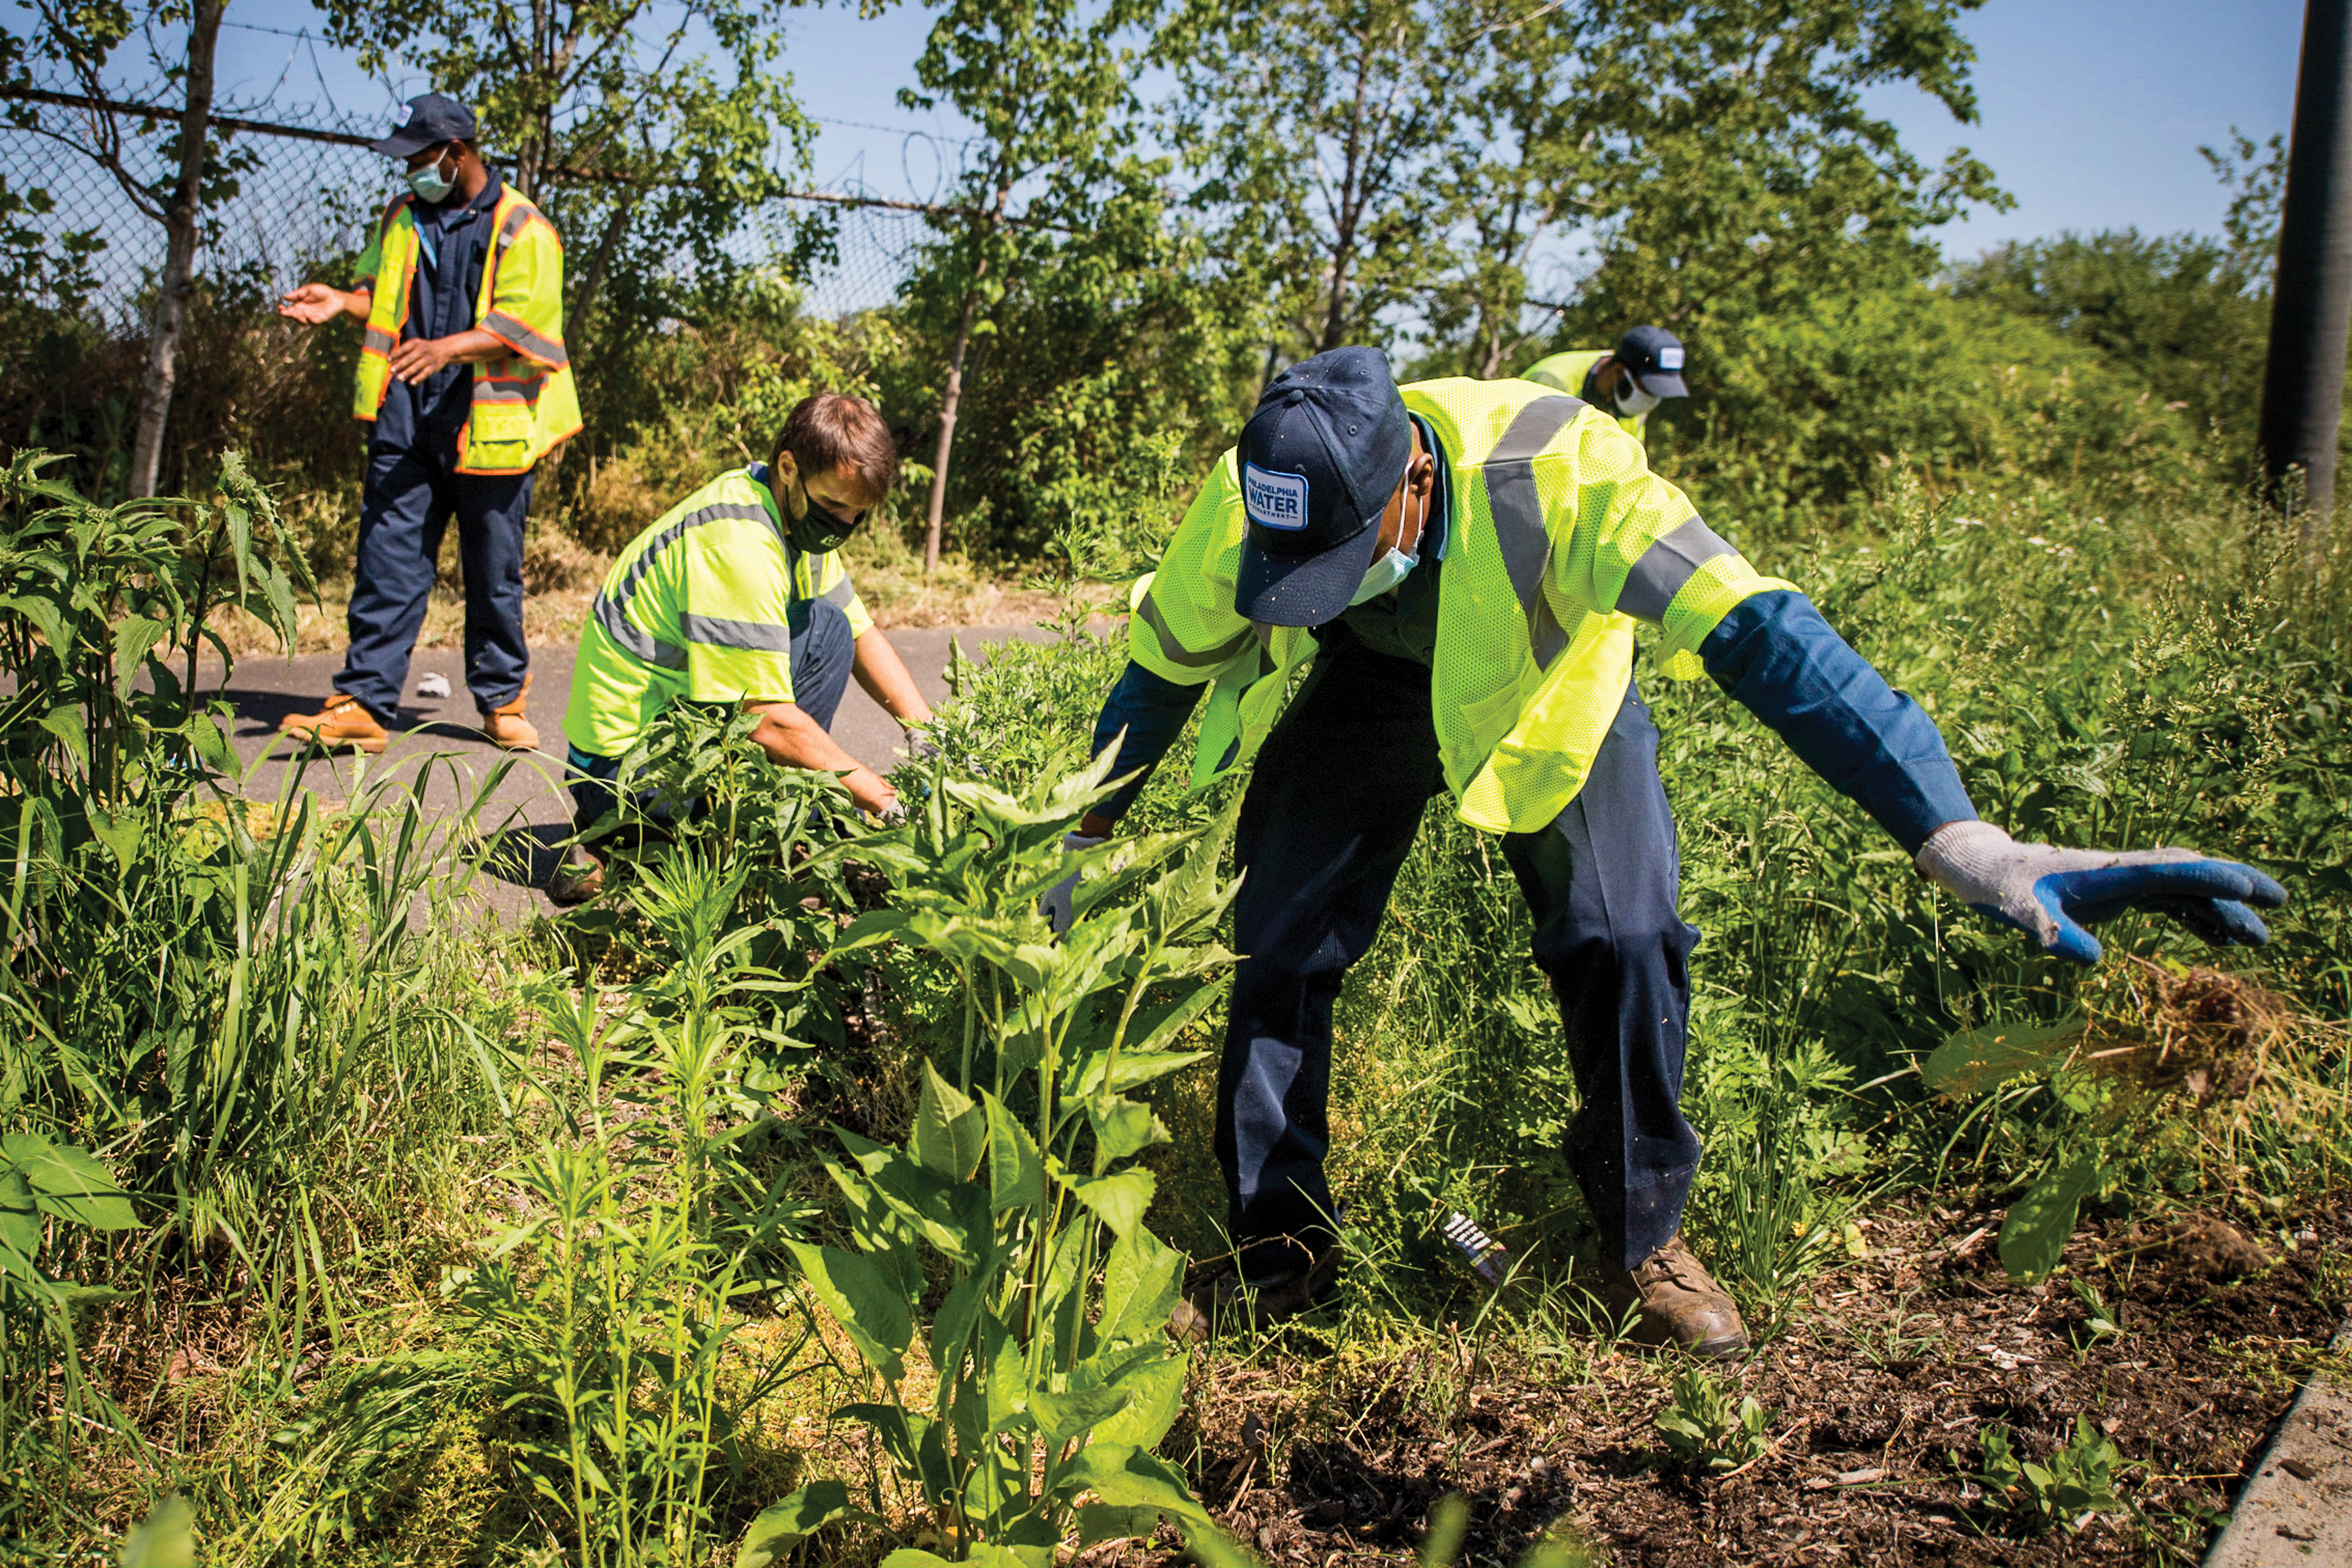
[552,392,933,903]
[1050,348,2284,1356]
[1522,325,1688,441]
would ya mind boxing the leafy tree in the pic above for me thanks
[319,0,825,359]
[5,0,246,498]
[894,0,1158,570]
[1156,0,1467,361]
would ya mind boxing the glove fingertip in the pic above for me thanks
[2043,912,2102,966]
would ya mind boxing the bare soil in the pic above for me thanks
[1122,1197,2348,1566]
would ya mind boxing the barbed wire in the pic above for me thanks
[0,89,949,327]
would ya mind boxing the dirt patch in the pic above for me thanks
[1109,1196,2347,1566]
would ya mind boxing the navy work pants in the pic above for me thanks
[1219,636,1701,1278]
[336,431,536,725]
[567,596,858,831]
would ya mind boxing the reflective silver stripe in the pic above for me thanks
[1616,516,1736,623]
[1481,395,1584,629]
[595,500,773,671]
[473,379,535,404]
[1136,590,1253,668]
[495,202,535,250]
[483,309,568,368]
[823,572,858,612]
[595,591,685,668]
[361,327,395,355]
[681,613,795,651]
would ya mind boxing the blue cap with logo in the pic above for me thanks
[1615,325,1688,398]
[1233,347,1413,627]
[369,93,478,159]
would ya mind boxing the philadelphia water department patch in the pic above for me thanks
[1243,463,1309,531]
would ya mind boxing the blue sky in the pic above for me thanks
[206,0,2307,252]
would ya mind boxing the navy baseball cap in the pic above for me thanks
[1233,347,1414,627]
[1616,325,1689,398]
[369,93,477,158]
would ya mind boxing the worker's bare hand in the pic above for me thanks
[386,336,459,384]
[277,283,352,326]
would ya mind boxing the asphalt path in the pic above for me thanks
[213,625,1054,921]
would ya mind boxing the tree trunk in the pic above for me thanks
[923,282,983,575]
[128,0,227,499]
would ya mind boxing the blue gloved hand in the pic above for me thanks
[1916,821,2287,964]
[1039,831,1104,938]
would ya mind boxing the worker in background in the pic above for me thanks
[1046,348,2285,1358]
[548,393,935,904]
[276,92,579,755]
[1522,325,1688,441]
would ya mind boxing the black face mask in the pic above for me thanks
[788,475,862,554]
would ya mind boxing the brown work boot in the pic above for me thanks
[1168,1245,1341,1345]
[278,693,390,754]
[482,673,539,751]
[1597,1235,1748,1361]
[547,846,604,906]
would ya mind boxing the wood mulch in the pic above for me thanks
[1107,1196,2347,1566]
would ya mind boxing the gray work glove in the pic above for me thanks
[902,725,941,763]
[1039,831,1105,937]
[1916,820,2287,965]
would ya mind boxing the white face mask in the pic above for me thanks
[1350,542,1419,604]
[1616,384,1661,417]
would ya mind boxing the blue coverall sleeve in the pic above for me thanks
[1697,590,1978,855]
[1088,659,1206,823]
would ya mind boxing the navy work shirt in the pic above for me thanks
[374,172,504,451]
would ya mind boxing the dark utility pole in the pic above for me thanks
[2260,0,2352,538]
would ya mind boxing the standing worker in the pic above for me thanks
[549,393,936,904]
[1047,348,2285,1358]
[275,92,579,754]
[1522,325,1688,441]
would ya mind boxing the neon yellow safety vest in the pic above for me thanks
[1126,377,1793,835]
[564,466,876,758]
[1521,349,1645,441]
[351,186,583,476]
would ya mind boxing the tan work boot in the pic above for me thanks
[278,693,390,754]
[1598,1235,1748,1360]
[547,846,604,906]
[482,673,539,751]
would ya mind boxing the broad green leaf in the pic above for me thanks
[118,1494,195,1568]
[1100,1224,1183,1341]
[878,1553,958,1568]
[735,1480,876,1568]
[1078,1503,1169,1546]
[985,1091,1045,1214]
[785,1240,913,1381]
[88,805,143,875]
[911,1058,986,1180]
[1088,1353,1186,1449]
[1055,1442,1209,1527]
[928,1241,1001,1372]
[0,1169,39,1259]
[1923,1018,2084,1099]
[1086,1096,1164,1162]
[111,615,168,698]
[38,706,88,771]
[5,1136,137,1230]
[1069,1169,1155,1239]
[1999,1149,2105,1283]
[1028,1380,1132,1445]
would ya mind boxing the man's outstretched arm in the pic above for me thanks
[1697,590,2285,963]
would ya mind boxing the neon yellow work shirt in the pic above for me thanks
[565,465,874,758]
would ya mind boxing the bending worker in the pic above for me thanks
[277,92,578,754]
[1049,348,2284,1357]
[1522,325,1687,441]
[551,393,934,904]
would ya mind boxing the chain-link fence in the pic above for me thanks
[0,93,929,326]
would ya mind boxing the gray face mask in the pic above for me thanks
[1616,384,1661,417]
[1349,542,1419,605]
